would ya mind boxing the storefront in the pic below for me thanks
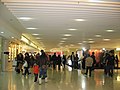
[8,41,22,61]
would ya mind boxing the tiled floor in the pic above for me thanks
[0,66,120,90]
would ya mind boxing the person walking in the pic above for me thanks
[51,53,57,70]
[106,50,115,77]
[62,55,67,69]
[91,52,96,71]
[57,55,62,70]
[38,50,48,85]
[85,54,93,77]
[24,52,31,76]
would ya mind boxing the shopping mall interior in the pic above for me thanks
[0,0,120,90]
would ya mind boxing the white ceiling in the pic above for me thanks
[1,0,120,50]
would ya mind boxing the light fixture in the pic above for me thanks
[12,37,14,39]
[95,34,101,37]
[83,41,87,43]
[64,34,72,37]
[88,38,93,40]
[18,17,32,20]
[74,19,86,21]
[62,38,67,40]
[1,32,4,34]
[88,41,95,43]
[68,29,77,31]
[60,41,65,42]
[21,36,29,44]
[103,38,110,41]
[32,34,39,36]
[89,0,104,2]
[106,29,114,32]
[26,28,37,30]
[78,43,82,44]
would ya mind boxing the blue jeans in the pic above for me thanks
[39,68,47,78]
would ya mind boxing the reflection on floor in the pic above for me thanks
[0,66,120,90]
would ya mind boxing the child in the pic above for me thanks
[33,63,39,82]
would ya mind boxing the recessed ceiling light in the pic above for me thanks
[1,32,4,33]
[63,34,72,37]
[26,28,37,30]
[95,34,101,37]
[18,17,32,20]
[68,29,77,31]
[83,41,87,43]
[74,19,86,21]
[88,38,93,40]
[32,34,39,36]
[88,41,95,43]
[103,38,110,41]
[106,29,114,32]
[89,0,104,2]
[60,41,65,42]
[62,38,67,40]
[78,43,82,44]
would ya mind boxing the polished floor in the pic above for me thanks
[0,65,120,90]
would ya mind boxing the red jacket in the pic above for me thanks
[33,65,39,74]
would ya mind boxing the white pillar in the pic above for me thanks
[1,39,9,71]
[0,37,2,71]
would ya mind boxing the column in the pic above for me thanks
[0,37,2,71]
[1,39,9,71]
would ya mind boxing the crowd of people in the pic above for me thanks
[14,49,119,85]
[15,50,48,85]
[15,50,67,85]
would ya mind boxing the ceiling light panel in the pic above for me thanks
[103,38,111,41]
[1,32,4,34]
[95,34,101,37]
[60,41,65,42]
[68,29,77,31]
[18,17,32,20]
[88,41,95,43]
[62,38,67,40]
[32,34,39,36]
[88,38,93,40]
[63,34,72,37]
[106,29,114,32]
[74,19,86,21]
[78,43,82,44]
[26,28,37,30]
